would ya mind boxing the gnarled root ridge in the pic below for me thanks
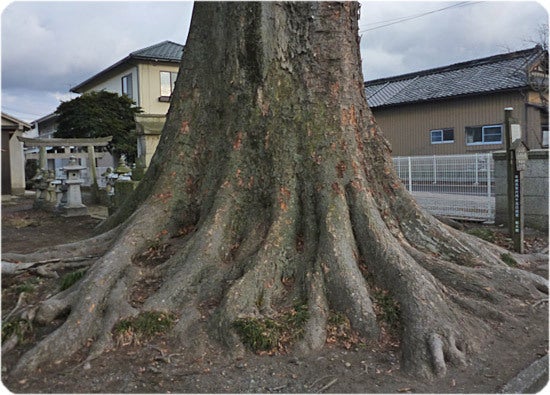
[5,1,547,376]
[2,226,119,265]
[7,171,547,380]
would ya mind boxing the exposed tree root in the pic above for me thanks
[2,226,120,264]
[9,204,172,375]
[4,2,548,382]
[2,255,97,277]
[8,175,547,380]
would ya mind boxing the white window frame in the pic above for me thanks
[121,74,133,99]
[160,71,178,98]
[466,124,503,145]
[430,128,454,144]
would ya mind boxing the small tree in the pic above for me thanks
[54,91,142,163]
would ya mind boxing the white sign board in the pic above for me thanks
[511,124,521,143]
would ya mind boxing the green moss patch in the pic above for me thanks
[372,288,401,332]
[466,228,496,243]
[113,311,177,346]
[59,269,87,291]
[500,252,518,267]
[2,319,33,343]
[232,304,308,354]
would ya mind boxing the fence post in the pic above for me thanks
[433,155,437,184]
[486,153,492,219]
[474,153,479,185]
[393,156,401,178]
[407,156,413,192]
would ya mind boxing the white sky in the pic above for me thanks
[1,1,548,122]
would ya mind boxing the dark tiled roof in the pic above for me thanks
[130,40,184,62]
[71,41,184,93]
[365,46,546,108]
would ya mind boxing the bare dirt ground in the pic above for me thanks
[1,194,548,393]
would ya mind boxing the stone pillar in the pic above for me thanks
[135,114,166,168]
[87,144,100,203]
[53,180,64,208]
[32,169,48,209]
[108,157,136,215]
[9,130,26,195]
[38,146,47,170]
[45,170,57,204]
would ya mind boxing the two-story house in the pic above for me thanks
[70,40,184,167]
[364,46,548,157]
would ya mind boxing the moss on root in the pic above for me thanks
[2,319,33,344]
[500,253,518,267]
[59,269,87,291]
[232,304,309,353]
[113,311,177,346]
[372,288,401,332]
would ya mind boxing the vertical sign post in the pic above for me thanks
[504,107,526,254]
[512,141,528,253]
[504,108,515,237]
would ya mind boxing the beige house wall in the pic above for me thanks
[78,66,139,105]
[137,62,179,114]
[75,60,179,116]
[371,91,544,157]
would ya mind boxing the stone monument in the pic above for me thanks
[58,156,88,217]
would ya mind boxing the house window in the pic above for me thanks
[465,124,502,145]
[430,128,454,144]
[160,71,178,100]
[121,74,133,99]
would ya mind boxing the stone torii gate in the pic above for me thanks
[17,136,112,188]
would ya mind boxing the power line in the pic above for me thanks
[359,1,481,33]
[360,2,472,31]
[363,2,466,27]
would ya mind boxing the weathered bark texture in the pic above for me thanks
[6,2,547,379]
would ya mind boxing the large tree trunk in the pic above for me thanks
[6,2,547,379]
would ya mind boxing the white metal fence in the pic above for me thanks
[392,153,495,222]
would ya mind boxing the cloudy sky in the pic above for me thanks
[1,1,548,123]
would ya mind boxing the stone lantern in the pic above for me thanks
[114,156,132,180]
[59,156,88,217]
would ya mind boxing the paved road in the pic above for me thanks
[403,182,495,197]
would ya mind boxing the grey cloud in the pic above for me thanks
[359,1,548,80]
[2,2,193,91]
[1,1,547,122]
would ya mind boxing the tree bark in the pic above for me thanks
[6,2,547,379]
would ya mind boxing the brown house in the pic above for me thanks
[365,46,548,157]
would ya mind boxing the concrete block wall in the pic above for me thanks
[493,149,548,232]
